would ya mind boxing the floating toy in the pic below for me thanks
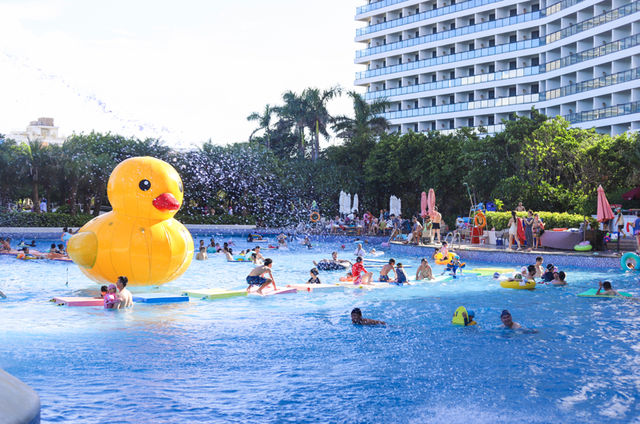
[67,157,194,287]
[248,288,297,296]
[500,279,536,290]
[621,252,640,270]
[182,289,248,300]
[574,241,592,251]
[434,251,456,265]
[50,297,104,307]
[577,288,632,298]
[132,294,189,304]
[339,275,356,282]
[310,211,320,222]
[452,306,476,326]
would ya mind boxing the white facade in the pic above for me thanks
[8,117,65,145]
[355,0,640,136]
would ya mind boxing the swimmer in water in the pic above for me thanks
[500,310,521,329]
[354,243,366,257]
[351,308,386,326]
[307,268,321,284]
[551,271,567,286]
[596,281,619,296]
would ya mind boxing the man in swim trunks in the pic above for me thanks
[351,257,373,285]
[379,259,396,282]
[412,217,423,245]
[432,208,442,243]
[500,310,521,329]
[351,308,385,325]
[415,258,434,281]
[246,258,276,295]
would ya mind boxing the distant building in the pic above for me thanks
[355,0,640,136]
[8,117,65,145]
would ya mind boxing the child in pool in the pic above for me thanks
[551,271,567,286]
[596,281,619,296]
[98,285,108,299]
[395,263,408,285]
[308,268,321,284]
[104,284,118,309]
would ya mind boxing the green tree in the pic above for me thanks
[332,91,389,141]
[247,104,275,149]
[302,86,341,162]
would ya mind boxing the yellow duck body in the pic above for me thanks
[68,157,194,286]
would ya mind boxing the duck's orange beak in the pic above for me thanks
[153,193,180,211]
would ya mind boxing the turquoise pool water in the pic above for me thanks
[1,236,639,423]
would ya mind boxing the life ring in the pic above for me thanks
[500,279,536,290]
[621,252,640,271]
[574,242,592,251]
[310,212,320,223]
[474,211,486,229]
[434,252,455,265]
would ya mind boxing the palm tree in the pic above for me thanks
[275,91,309,158]
[247,104,275,149]
[332,91,390,140]
[23,139,50,213]
[302,86,342,161]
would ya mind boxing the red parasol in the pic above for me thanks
[427,188,435,218]
[420,192,427,218]
[622,186,640,201]
[596,185,615,223]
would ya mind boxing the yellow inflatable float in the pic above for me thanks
[500,279,536,290]
[68,157,194,286]
[434,251,456,265]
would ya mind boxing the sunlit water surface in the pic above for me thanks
[1,236,640,423]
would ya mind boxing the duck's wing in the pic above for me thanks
[68,231,98,268]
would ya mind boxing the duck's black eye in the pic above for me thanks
[139,179,151,191]
[178,182,183,193]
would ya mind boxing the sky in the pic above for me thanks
[0,0,363,148]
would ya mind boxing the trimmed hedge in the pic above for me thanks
[0,212,94,228]
[485,211,597,230]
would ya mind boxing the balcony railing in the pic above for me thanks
[357,0,411,15]
[357,11,542,58]
[379,66,640,120]
[356,1,639,77]
[565,100,640,123]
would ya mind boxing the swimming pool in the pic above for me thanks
[1,236,639,423]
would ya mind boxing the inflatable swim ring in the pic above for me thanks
[500,279,536,290]
[434,251,456,265]
[310,212,320,222]
[574,241,592,251]
[474,211,486,229]
[621,252,640,271]
[339,276,356,282]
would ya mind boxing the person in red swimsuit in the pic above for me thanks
[351,256,373,285]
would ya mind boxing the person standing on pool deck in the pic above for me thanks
[116,276,133,309]
[432,207,442,244]
[352,257,373,285]
[500,310,521,329]
[351,308,386,325]
[246,258,276,295]
[379,259,396,282]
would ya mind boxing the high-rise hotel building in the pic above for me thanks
[355,0,640,136]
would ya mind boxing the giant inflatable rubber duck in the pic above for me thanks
[68,156,194,286]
